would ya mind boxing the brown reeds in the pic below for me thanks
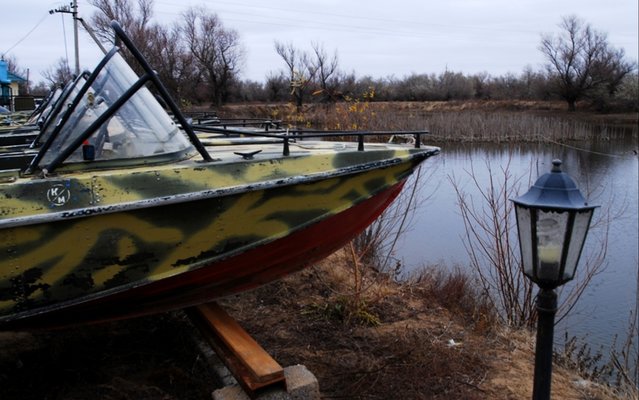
[217,101,638,143]
[556,276,639,399]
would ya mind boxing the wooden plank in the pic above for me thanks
[187,302,285,394]
[197,302,284,381]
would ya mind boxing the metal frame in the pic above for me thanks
[26,48,120,173]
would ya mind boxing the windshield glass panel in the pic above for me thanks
[40,52,192,166]
[26,88,62,126]
[36,79,85,146]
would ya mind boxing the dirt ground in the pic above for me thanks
[0,313,221,400]
[0,250,624,399]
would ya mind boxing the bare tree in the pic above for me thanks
[42,58,74,87]
[182,7,243,107]
[89,0,154,49]
[437,70,474,100]
[30,81,53,97]
[144,23,198,104]
[264,71,289,102]
[310,42,340,102]
[274,41,316,109]
[520,65,551,100]
[540,15,636,111]
[471,72,492,99]
[88,0,155,78]
[4,56,26,79]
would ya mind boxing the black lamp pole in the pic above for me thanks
[532,288,558,400]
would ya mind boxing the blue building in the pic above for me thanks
[0,59,27,111]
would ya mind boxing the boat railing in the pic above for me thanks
[193,117,284,131]
[193,124,432,156]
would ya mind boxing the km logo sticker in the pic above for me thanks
[47,184,71,206]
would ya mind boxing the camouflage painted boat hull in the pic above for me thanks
[0,143,436,330]
[0,21,439,330]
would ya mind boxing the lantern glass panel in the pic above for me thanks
[515,205,534,278]
[562,209,594,281]
[535,210,568,282]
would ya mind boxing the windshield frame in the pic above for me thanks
[26,48,121,173]
[25,45,205,175]
[31,71,91,148]
[24,22,214,175]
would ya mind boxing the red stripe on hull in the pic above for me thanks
[3,181,406,330]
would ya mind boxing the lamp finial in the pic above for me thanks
[551,159,562,172]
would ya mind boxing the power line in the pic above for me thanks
[80,0,637,53]
[60,12,71,73]
[2,13,49,57]
[153,0,541,35]
[150,2,535,45]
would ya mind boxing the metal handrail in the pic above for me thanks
[193,124,431,155]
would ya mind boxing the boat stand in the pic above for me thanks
[186,302,287,398]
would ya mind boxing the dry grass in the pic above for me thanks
[219,251,623,399]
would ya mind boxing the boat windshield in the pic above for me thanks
[26,87,62,126]
[38,51,193,168]
[34,77,87,147]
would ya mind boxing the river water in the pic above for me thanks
[396,135,638,359]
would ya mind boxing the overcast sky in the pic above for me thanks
[2,0,638,85]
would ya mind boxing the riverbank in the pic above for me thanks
[219,251,625,399]
[0,251,625,399]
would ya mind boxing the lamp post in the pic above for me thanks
[511,159,598,400]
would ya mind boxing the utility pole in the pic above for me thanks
[49,1,81,76]
[72,0,80,76]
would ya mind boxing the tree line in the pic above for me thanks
[239,14,637,112]
[10,1,638,112]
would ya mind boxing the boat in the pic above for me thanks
[0,86,57,142]
[0,110,37,145]
[0,22,439,331]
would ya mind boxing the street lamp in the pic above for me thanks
[511,159,598,400]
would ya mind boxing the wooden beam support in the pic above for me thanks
[187,302,286,397]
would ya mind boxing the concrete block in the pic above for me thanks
[212,365,320,400]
